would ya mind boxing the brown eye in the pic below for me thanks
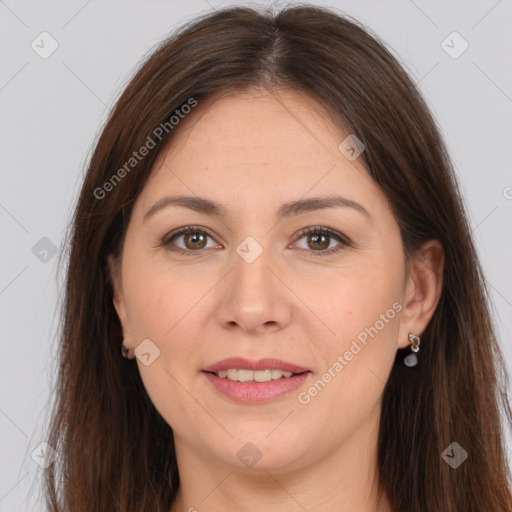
[182,231,208,250]
[161,225,217,256]
[293,226,350,256]
[307,232,330,251]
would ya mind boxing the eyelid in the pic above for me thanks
[292,225,351,246]
[160,224,351,256]
[161,224,217,245]
[160,224,221,255]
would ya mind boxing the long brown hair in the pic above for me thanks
[43,4,512,511]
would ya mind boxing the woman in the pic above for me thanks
[44,4,512,511]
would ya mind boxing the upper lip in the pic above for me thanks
[203,357,310,374]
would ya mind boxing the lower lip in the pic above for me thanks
[203,371,311,404]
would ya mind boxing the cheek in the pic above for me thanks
[122,253,199,340]
[338,274,402,346]
[123,265,206,432]
[305,251,404,351]
[300,253,403,416]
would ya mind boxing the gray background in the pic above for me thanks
[1,0,511,509]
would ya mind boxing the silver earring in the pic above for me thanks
[403,333,421,367]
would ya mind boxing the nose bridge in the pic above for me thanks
[215,234,292,333]
[232,235,275,304]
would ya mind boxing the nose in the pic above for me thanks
[214,242,292,335]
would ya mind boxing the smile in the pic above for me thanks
[203,371,311,404]
[213,368,297,382]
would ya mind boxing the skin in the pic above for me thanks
[110,88,444,512]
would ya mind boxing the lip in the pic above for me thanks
[202,357,311,404]
[203,357,309,374]
[203,371,311,404]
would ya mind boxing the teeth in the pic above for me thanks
[238,369,254,382]
[254,370,271,382]
[215,369,296,382]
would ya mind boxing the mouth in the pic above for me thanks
[206,368,306,383]
[202,357,312,403]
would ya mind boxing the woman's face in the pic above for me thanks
[111,88,421,472]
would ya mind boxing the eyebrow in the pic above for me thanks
[143,194,372,222]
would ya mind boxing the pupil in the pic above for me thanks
[186,232,206,249]
[310,234,328,250]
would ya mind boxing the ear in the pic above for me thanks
[397,239,445,349]
[108,254,130,336]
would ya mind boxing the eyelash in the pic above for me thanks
[159,225,351,257]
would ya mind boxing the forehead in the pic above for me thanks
[158,88,354,169]
[135,88,379,216]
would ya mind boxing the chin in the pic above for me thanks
[211,430,311,472]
